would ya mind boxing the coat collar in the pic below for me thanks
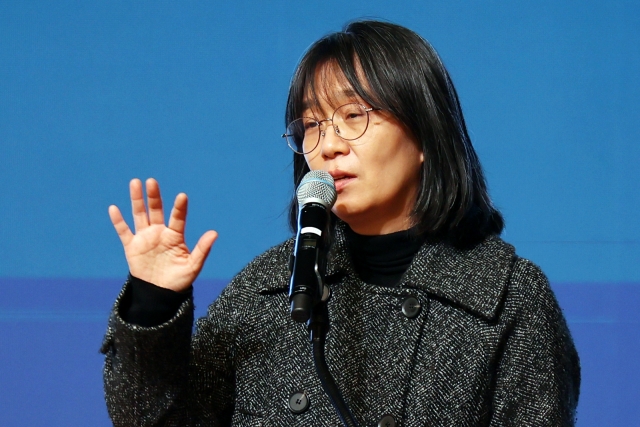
[261,221,515,321]
[402,235,515,320]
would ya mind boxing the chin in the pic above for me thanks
[331,204,366,227]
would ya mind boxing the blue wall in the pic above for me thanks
[1,1,638,425]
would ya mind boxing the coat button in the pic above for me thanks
[378,414,396,427]
[288,391,310,414]
[401,297,421,318]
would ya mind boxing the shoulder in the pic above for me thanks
[510,255,552,293]
[407,235,562,322]
[232,237,295,291]
[484,238,562,321]
[506,256,568,327]
[489,244,571,343]
[207,238,295,310]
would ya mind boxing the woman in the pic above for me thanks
[102,20,580,426]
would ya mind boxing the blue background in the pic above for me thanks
[1,1,638,425]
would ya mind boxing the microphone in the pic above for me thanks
[289,170,337,323]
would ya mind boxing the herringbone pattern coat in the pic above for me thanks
[102,224,580,426]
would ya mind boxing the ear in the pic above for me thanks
[419,151,424,163]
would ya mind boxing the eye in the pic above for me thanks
[302,118,319,130]
[338,104,366,122]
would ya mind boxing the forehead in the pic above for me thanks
[301,63,365,113]
[302,88,359,112]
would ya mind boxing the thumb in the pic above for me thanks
[190,230,218,271]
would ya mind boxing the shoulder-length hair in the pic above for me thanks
[285,20,503,248]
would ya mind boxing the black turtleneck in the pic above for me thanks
[123,226,426,326]
[345,226,427,287]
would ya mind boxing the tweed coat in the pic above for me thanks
[102,223,580,426]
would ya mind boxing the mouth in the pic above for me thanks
[328,170,356,191]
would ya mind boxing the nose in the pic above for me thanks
[318,120,349,159]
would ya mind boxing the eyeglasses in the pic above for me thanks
[282,103,380,154]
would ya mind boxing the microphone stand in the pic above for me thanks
[288,167,358,426]
[307,287,359,427]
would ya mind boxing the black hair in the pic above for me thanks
[285,20,503,248]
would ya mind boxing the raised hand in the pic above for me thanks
[108,178,218,292]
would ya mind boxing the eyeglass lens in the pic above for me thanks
[285,103,370,154]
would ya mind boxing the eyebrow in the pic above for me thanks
[302,88,358,112]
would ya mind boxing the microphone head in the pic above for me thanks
[296,170,337,209]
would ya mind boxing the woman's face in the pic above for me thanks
[303,70,424,235]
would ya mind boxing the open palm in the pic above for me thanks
[109,178,218,292]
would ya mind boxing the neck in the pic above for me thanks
[342,215,415,236]
[345,224,427,286]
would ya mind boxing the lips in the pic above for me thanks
[328,169,356,192]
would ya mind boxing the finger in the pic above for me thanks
[108,205,134,246]
[190,230,218,271]
[167,193,188,234]
[130,178,149,231]
[146,178,165,225]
